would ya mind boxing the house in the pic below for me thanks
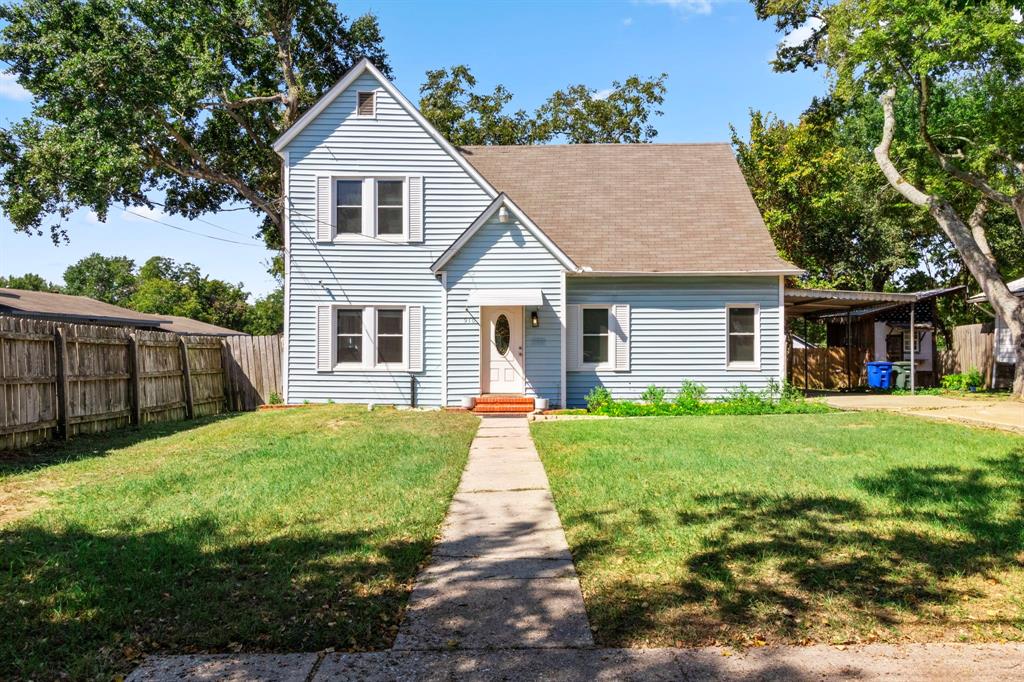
[967,276,1023,381]
[0,288,243,335]
[273,59,801,409]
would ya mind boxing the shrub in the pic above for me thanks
[640,384,666,404]
[941,368,984,391]
[268,391,283,405]
[674,380,707,411]
[585,386,613,412]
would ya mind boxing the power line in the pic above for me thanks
[147,200,252,237]
[116,205,265,247]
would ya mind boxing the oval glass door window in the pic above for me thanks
[494,314,510,355]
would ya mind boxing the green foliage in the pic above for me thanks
[584,386,613,413]
[0,272,60,292]
[419,65,667,145]
[586,381,830,417]
[246,288,285,336]
[62,253,137,305]
[0,0,389,248]
[941,368,985,391]
[267,391,283,405]
[640,384,666,404]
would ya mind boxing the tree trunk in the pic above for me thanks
[874,88,1024,398]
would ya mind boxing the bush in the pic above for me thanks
[268,391,283,405]
[640,384,666,404]
[583,379,830,417]
[584,386,613,412]
[941,368,984,391]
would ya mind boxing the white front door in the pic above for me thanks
[482,307,524,394]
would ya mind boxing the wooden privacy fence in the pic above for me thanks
[222,334,283,411]
[789,346,869,390]
[938,323,994,381]
[0,314,283,450]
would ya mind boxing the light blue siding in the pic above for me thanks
[285,71,492,405]
[445,216,564,405]
[566,276,783,406]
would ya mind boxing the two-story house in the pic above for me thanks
[273,58,801,410]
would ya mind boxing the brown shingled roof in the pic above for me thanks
[0,288,243,335]
[458,143,799,274]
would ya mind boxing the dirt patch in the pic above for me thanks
[0,477,60,526]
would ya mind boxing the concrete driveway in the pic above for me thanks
[821,393,1024,433]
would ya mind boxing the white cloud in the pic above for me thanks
[781,16,824,48]
[0,72,31,102]
[623,17,634,26]
[1012,8,1022,23]
[593,88,614,100]
[643,0,715,15]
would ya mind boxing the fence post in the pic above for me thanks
[179,337,195,419]
[128,333,141,426]
[54,326,69,441]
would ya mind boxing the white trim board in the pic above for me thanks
[431,193,579,274]
[272,58,498,201]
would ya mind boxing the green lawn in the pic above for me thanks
[0,405,478,680]
[532,412,1024,648]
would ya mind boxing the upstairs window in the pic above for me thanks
[376,181,404,235]
[356,91,376,117]
[336,180,362,235]
[727,305,758,367]
[582,307,610,365]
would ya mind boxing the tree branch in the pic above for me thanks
[968,198,995,267]
[270,21,301,126]
[916,75,1014,204]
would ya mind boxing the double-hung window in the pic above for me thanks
[582,307,610,366]
[726,305,758,368]
[336,180,363,236]
[333,178,406,239]
[336,309,363,364]
[376,308,404,365]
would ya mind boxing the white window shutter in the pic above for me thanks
[316,177,333,242]
[408,176,424,242]
[317,305,333,371]
[408,304,423,372]
[613,304,630,372]
[566,304,580,371]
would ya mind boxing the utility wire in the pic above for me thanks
[117,205,265,247]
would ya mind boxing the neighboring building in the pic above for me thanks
[0,288,243,336]
[273,59,801,408]
[967,276,1024,365]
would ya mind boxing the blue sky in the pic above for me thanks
[0,0,827,298]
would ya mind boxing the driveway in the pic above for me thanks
[821,393,1024,433]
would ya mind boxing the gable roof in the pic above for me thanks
[0,288,243,335]
[458,143,801,275]
[272,58,497,199]
[967,276,1024,303]
[431,193,579,273]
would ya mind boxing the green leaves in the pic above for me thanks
[419,65,667,146]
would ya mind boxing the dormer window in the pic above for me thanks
[356,91,376,117]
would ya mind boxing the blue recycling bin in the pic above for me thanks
[866,361,895,389]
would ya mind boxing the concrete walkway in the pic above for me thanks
[393,415,593,650]
[822,393,1024,433]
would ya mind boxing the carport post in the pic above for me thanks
[909,304,916,394]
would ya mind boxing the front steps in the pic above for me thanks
[472,395,536,415]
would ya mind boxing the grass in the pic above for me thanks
[0,405,478,680]
[531,412,1024,648]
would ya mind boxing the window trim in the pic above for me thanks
[725,303,760,370]
[335,307,364,366]
[329,304,409,371]
[334,179,363,237]
[329,176,409,241]
[579,304,613,370]
[355,90,376,118]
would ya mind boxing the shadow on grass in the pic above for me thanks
[569,447,1024,646]
[0,516,429,679]
[0,413,238,477]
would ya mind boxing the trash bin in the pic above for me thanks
[866,361,895,389]
[892,361,912,390]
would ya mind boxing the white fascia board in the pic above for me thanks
[272,59,498,201]
[571,268,805,277]
[430,193,579,274]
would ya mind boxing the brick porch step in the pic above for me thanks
[472,395,535,414]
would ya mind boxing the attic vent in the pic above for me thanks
[357,91,375,117]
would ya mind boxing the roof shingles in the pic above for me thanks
[458,143,799,274]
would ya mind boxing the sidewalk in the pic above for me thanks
[821,393,1024,433]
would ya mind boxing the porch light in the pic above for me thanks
[531,310,539,327]
[498,206,510,223]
